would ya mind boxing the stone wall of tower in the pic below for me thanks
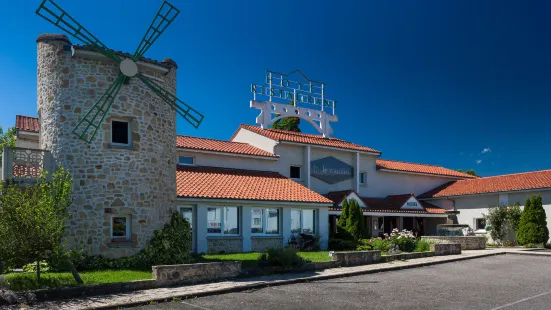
[37,34,178,258]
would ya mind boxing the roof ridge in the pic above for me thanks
[459,168,551,181]
[177,165,282,176]
[16,115,39,119]
[377,158,446,168]
[177,135,249,145]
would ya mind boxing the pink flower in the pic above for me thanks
[377,237,382,240]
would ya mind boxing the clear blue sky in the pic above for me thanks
[1,0,550,177]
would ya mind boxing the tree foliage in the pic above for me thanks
[337,198,349,228]
[457,169,478,177]
[0,125,16,165]
[0,165,73,280]
[271,100,301,132]
[346,199,365,240]
[517,195,549,245]
[483,203,522,244]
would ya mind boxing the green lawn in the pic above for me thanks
[199,251,331,268]
[3,270,152,291]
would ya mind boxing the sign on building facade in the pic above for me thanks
[310,156,354,184]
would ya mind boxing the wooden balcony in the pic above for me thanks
[1,147,54,183]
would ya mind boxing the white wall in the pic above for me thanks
[178,199,329,253]
[15,131,40,149]
[231,129,279,154]
[362,170,461,197]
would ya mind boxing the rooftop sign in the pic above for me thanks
[251,70,337,114]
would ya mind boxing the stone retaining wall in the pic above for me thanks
[379,251,435,263]
[251,237,283,252]
[422,236,486,250]
[207,238,243,254]
[331,250,381,266]
[431,243,461,255]
[153,261,242,286]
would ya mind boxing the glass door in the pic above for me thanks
[180,205,196,252]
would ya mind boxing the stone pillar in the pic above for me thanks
[196,205,208,253]
[242,206,252,252]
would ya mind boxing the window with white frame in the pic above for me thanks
[180,207,194,228]
[251,208,280,235]
[207,207,240,235]
[475,218,486,230]
[360,172,367,185]
[178,155,195,166]
[111,120,131,146]
[111,214,131,241]
[290,166,301,180]
[290,209,316,234]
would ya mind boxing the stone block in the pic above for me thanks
[152,262,242,286]
[430,243,462,255]
[331,250,381,266]
[421,236,486,250]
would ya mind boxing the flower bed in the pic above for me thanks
[356,229,432,254]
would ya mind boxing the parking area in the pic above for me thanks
[131,255,551,310]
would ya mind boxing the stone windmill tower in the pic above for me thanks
[35,1,203,257]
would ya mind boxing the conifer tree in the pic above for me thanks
[346,199,365,240]
[517,194,549,245]
[337,198,350,228]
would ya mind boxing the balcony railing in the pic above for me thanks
[1,147,54,183]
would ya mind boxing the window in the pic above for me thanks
[180,207,193,228]
[373,217,384,231]
[290,209,316,234]
[178,156,195,166]
[475,218,486,230]
[290,166,301,180]
[251,208,280,235]
[111,120,131,146]
[111,214,131,241]
[207,207,240,235]
[360,172,367,185]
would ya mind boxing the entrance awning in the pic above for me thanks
[325,190,447,217]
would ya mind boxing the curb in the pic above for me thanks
[92,252,506,310]
[506,251,551,257]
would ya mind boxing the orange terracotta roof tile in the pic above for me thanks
[176,136,277,158]
[15,115,40,132]
[376,159,477,179]
[233,124,381,154]
[420,169,551,198]
[176,166,333,204]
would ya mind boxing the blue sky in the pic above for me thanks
[0,0,550,177]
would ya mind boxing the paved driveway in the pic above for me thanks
[131,255,551,310]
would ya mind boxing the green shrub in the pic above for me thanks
[356,239,373,251]
[22,261,50,273]
[262,247,304,267]
[413,239,431,252]
[517,195,549,245]
[49,212,193,272]
[328,238,357,251]
[523,243,544,248]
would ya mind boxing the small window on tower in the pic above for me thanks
[290,166,301,180]
[112,120,130,146]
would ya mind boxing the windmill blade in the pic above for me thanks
[136,73,203,129]
[132,1,180,61]
[73,74,126,143]
[36,0,121,63]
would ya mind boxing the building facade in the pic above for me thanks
[3,34,551,257]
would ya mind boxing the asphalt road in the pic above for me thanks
[131,255,551,310]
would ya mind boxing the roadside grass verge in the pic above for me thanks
[3,270,152,291]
